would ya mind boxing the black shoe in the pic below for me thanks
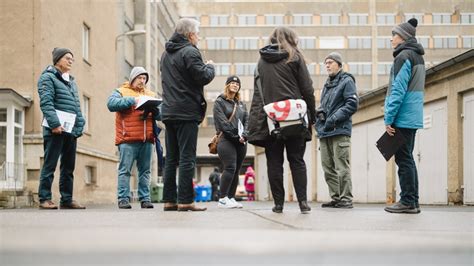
[321,200,340,208]
[118,200,131,209]
[335,201,353,209]
[141,201,154,209]
[299,201,311,214]
[384,202,417,214]
[416,203,421,213]
[272,204,283,213]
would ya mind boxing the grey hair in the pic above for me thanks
[175,18,200,36]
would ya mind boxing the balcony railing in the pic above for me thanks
[0,162,26,191]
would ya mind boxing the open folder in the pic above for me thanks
[376,130,407,161]
[135,96,162,110]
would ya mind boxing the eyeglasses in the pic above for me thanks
[64,57,75,62]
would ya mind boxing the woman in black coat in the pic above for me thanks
[247,27,316,214]
[213,76,248,209]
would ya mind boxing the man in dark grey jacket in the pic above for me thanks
[160,18,215,212]
[316,52,358,209]
[37,48,86,210]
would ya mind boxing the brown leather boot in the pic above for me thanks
[60,200,86,209]
[163,202,178,211]
[177,203,207,212]
[39,200,58,210]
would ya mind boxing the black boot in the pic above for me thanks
[299,201,311,214]
[272,204,283,213]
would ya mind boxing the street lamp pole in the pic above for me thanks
[115,29,146,50]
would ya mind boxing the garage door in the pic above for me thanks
[463,91,474,204]
[396,99,448,204]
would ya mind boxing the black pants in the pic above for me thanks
[217,138,247,198]
[162,120,199,204]
[265,137,308,205]
[38,134,77,204]
[395,128,419,207]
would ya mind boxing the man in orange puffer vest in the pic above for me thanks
[107,67,159,209]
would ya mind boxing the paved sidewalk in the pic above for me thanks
[0,202,473,265]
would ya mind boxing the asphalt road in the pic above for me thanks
[1,202,473,265]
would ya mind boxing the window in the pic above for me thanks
[433,36,458,48]
[462,36,474,48]
[0,108,6,163]
[348,14,368,25]
[461,13,474,24]
[377,14,395,25]
[235,38,259,49]
[348,37,371,49]
[213,64,231,76]
[238,15,256,26]
[319,37,344,49]
[235,63,256,76]
[82,23,90,61]
[348,63,372,75]
[82,95,90,133]
[405,13,424,24]
[377,62,392,75]
[433,13,451,24]
[299,37,316,49]
[265,15,284,25]
[84,166,97,185]
[210,15,228,26]
[206,115,215,127]
[417,36,430,48]
[206,38,230,50]
[293,14,312,25]
[321,14,340,25]
[377,37,392,49]
[319,63,327,75]
[306,63,316,75]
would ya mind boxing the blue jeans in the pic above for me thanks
[162,120,199,204]
[117,142,153,202]
[395,128,419,207]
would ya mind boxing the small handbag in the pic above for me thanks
[208,102,238,154]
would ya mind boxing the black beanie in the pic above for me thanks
[225,75,241,86]
[52,47,73,65]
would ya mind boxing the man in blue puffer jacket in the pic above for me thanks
[384,18,425,214]
[37,48,86,210]
[316,52,358,209]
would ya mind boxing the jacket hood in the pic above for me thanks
[259,44,289,63]
[165,32,192,53]
[393,37,425,57]
[325,70,355,88]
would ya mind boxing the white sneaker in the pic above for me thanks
[230,198,243,208]
[218,197,238,209]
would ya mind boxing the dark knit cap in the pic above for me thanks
[225,75,241,86]
[52,47,73,65]
[324,52,343,66]
[392,18,418,40]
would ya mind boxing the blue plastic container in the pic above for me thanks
[195,185,212,202]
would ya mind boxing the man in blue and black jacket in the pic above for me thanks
[384,18,425,214]
[37,48,86,210]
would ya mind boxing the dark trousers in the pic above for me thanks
[395,128,419,207]
[162,120,199,204]
[38,134,77,204]
[217,138,247,198]
[265,137,308,205]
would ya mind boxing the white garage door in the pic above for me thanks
[396,99,448,204]
[463,91,474,205]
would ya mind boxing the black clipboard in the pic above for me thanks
[376,130,407,161]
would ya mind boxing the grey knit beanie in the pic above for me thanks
[324,52,343,66]
[392,18,418,40]
[129,66,149,84]
[52,47,73,65]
